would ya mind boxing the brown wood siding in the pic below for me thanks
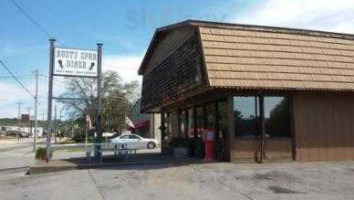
[233,139,258,160]
[293,94,354,161]
[264,139,292,160]
[145,27,195,74]
[141,33,204,112]
[232,139,292,161]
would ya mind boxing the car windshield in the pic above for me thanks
[120,135,130,139]
[129,135,140,139]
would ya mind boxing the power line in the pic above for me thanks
[0,59,45,112]
[0,59,35,98]
[0,75,33,79]
[9,0,65,46]
[39,74,68,85]
[10,0,55,39]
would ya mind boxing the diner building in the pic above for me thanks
[138,20,354,162]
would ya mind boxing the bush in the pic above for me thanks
[72,131,85,143]
[36,147,53,160]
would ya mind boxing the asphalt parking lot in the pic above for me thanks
[1,161,354,200]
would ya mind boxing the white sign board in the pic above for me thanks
[54,48,98,77]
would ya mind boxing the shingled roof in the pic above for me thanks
[139,20,354,92]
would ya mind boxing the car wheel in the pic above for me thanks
[147,142,156,149]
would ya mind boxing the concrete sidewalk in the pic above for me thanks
[3,161,354,200]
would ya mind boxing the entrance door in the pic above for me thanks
[233,96,293,162]
[215,101,230,161]
[262,97,292,161]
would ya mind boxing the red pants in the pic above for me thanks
[205,140,214,162]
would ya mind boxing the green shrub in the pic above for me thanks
[35,147,53,160]
[72,131,85,143]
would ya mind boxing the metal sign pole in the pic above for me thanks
[46,39,55,162]
[95,43,103,161]
[33,70,38,152]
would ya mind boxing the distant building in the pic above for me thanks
[130,99,161,142]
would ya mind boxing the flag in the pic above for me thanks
[86,115,93,130]
[125,116,135,128]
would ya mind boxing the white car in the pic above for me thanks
[108,134,158,149]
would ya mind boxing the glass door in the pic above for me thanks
[216,101,229,161]
[233,96,292,162]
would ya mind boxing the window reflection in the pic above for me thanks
[179,110,187,138]
[217,101,228,139]
[206,104,215,130]
[265,97,291,138]
[233,96,291,139]
[233,97,259,139]
[196,107,203,137]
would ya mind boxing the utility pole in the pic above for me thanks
[59,107,64,140]
[54,105,57,144]
[33,70,39,152]
[26,107,32,138]
[16,102,23,143]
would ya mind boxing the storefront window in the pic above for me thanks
[179,110,187,138]
[233,97,259,139]
[196,106,203,137]
[206,104,215,130]
[265,97,291,138]
[164,113,171,141]
[217,101,228,138]
[233,96,290,139]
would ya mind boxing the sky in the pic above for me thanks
[0,0,354,119]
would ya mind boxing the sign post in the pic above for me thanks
[95,43,103,161]
[46,40,102,162]
[46,39,55,162]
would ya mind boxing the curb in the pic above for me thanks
[29,158,202,175]
[0,166,30,172]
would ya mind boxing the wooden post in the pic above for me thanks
[227,96,235,161]
[202,104,207,130]
[289,96,296,161]
[161,112,165,142]
[177,109,182,138]
[215,102,219,138]
[193,106,198,138]
[185,109,189,138]
[259,95,265,163]
[160,112,166,153]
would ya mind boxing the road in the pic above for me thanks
[0,138,36,170]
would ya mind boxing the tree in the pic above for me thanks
[58,71,140,133]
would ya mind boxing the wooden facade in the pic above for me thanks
[293,94,354,161]
[139,20,354,162]
[232,139,292,161]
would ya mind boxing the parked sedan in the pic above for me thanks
[108,134,158,149]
